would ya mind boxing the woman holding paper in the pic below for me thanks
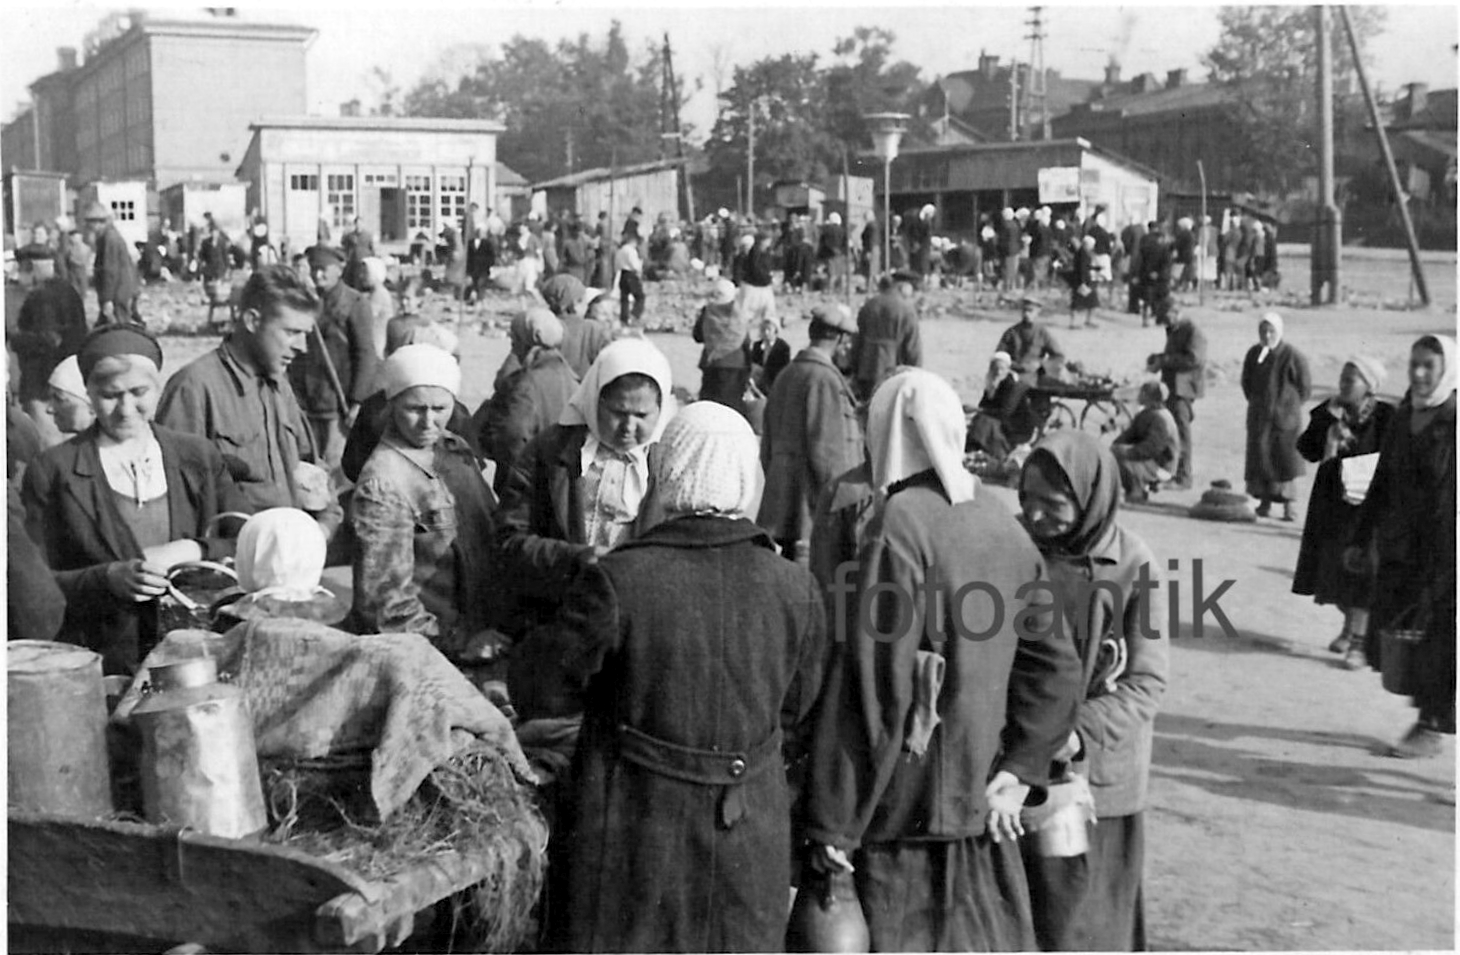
[1292,357,1395,669]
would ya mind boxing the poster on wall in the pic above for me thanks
[1038,167,1081,204]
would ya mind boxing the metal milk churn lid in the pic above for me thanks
[131,657,267,839]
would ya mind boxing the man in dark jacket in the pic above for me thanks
[849,272,921,401]
[998,207,1023,291]
[466,227,496,304]
[1146,305,1207,488]
[1139,221,1175,325]
[82,202,140,326]
[290,244,380,470]
[758,304,861,560]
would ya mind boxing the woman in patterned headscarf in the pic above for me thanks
[510,400,829,952]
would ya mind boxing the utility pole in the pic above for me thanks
[1008,61,1020,141]
[1312,5,1342,305]
[1340,6,1429,306]
[1024,7,1049,141]
[662,33,695,221]
[565,127,575,174]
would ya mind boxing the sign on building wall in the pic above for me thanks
[1038,166,1081,203]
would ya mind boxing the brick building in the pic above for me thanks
[0,11,315,217]
[1052,67,1242,194]
[928,52,1100,142]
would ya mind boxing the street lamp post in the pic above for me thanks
[865,112,910,282]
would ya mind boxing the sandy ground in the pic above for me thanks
[130,268,1458,951]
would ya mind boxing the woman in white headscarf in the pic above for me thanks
[1240,311,1312,520]
[1349,334,1456,758]
[350,344,501,662]
[509,400,829,952]
[804,368,1082,952]
[47,354,96,439]
[214,507,349,627]
[496,337,676,635]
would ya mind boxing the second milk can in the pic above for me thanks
[131,657,267,838]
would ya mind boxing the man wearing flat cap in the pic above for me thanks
[82,201,140,326]
[289,244,380,470]
[849,270,921,402]
[758,303,863,561]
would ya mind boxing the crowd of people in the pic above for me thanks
[5,186,1454,951]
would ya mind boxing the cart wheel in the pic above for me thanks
[1081,401,1131,435]
[1045,402,1078,432]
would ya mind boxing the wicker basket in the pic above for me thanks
[1379,604,1427,696]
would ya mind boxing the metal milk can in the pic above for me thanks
[131,657,267,838]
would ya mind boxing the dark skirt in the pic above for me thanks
[1367,561,1458,732]
[1023,812,1147,952]
[855,835,1037,952]
[1071,286,1100,311]
[1293,459,1371,608]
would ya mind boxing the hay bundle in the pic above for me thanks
[262,745,547,953]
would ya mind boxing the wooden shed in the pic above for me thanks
[531,158,683,234]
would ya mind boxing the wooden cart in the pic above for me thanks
[8,810,510,953]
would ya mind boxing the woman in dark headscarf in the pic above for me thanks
[1292,356,1395,668]
[1241,312,1312,520]
[1349,335,1456,759]
[1017,430,1168,952]
[475,307,578,487]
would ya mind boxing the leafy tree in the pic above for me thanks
[393,23,682,184]
[1204,6,1386,196]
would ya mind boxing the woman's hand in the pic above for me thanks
[984,770,1030,844]
[808,844,854,875]
[105,559,169,602]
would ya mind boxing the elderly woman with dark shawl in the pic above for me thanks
[1292,356,1395,668]
[805,368,1082,952]
[1241,312,1312,520]
[1349,335,1456,759]
[1017,430,1168,951]
[511,400,829,952]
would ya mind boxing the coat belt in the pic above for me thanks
[616,723,781,787]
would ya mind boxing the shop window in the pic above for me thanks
[290,174,319,191]
[406,174,432,232]
[326,173,356,229]
[438,174,466,229]
[110,200,137,222]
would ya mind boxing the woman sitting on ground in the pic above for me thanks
[1111,380,1181,503]
[967,350,1038,461]
[1292,357,1394,669]
[21,326,248,674]
[351,344,501,664]
[1017,429,1168,951]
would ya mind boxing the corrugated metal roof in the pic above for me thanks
[531,158,685,191]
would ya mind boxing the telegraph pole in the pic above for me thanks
[1312,5,1342,304]
[1024,7,1049,141]
[1008,61,1020,140]
[747,98,756,219]
[662,33,695,221]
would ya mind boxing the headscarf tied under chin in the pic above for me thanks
[1257,311,1284,363]
[1022,429,1121,559]
[866,368,977,505]
[653,401,763,519]
[1411,334,1458,411]
[560,337,678,514]
[235,507,330,601]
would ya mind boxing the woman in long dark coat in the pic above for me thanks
[1349,335,1456,759]
[1292,357,1395,668]
[1241,312,1312,520]
[511,401,829,952]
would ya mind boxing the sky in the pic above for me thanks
[4,2,1457,143]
